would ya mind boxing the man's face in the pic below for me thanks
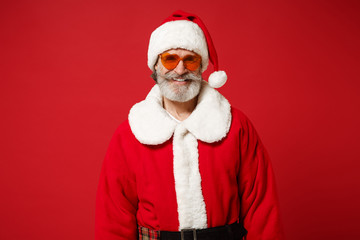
[154,49,202,102]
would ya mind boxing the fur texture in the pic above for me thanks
[128,86,177,145]
[208,70,227,88]
[148,20,209,72]
[128,81,232,144]
[128,81,232,229]
[173,125,207,229]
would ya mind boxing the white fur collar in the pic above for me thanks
[128,81,232,145]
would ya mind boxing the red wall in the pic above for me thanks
[1,0,359,239]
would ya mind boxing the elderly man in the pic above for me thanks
[95,10,284,240]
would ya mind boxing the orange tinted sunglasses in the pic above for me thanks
[160,52,202,71]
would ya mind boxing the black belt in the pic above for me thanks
[160,222,247,240]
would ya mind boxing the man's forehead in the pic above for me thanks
[162,48,197,55]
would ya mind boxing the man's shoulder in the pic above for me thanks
[230,106,253,128]
[111,119,135,142]
[230,106,263,140]
[116,118,131,132]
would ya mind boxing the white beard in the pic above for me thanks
[156,66,202,102]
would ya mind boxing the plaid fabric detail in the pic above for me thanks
[138,226,160,240]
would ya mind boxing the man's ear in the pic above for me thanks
[150,70,157,82]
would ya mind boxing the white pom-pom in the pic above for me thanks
[208,71,227,88]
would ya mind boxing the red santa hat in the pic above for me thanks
[147,10,227,88]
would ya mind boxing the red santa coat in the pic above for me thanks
[95,81,284,239]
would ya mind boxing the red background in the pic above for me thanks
[1,0,359,239]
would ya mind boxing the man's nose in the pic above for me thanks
[173,60,187,75]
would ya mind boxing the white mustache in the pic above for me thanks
[164,72,202,82]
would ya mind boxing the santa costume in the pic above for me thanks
[95,10,284,240]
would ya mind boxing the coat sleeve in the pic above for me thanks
[238,115,285,240]
[95,129,138,240]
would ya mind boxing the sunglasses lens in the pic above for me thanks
[160,53,201,71]
[183,55,201,71]
[161,54,179,70]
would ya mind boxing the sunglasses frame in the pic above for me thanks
[159,52,202,71]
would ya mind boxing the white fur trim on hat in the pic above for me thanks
[147,20,209,72]
[208,71,227,88]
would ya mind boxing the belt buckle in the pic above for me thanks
[180,228,197,240]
